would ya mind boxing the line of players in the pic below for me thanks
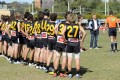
[0,9,86,78]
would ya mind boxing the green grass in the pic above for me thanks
[0,30,120,80]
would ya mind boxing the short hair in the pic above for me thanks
[27,14,33,21]
[43,9,50,17]
[2,15,10,21]
[14,12,21,19]
[67,13,77,23]
[78,14,83,19]
[50,13,57,21]
[38,11,44,21]
[109,11,113,15]
[64,11,71,19]
[24,12,30,19]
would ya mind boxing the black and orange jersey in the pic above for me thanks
[26,21,35,36]
[21,20,28,32]
[1,22,7,31]
[106,15,118,28]
[10,20,18,31]
[56,21,66,43]
[1,21,9,36]
[34,21,41,34]
[65,23,80,41]
[41,18,49,32]
[47,22,56,38]
[57,21,66,36]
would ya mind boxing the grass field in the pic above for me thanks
[0,30,120,80]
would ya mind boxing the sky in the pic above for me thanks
[0,0,34,3]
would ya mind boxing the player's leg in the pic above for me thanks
[39,48,44,69]
[3,41,8,56]
[0,35,2,55]
[109,28,115,52]
[29,48,35,66]
[13,43,19,63]
[66,45,73,78]
[60,52,67,77]
[74,44,81,78]
[113,28,117,52]
[34,48,40,68]
[53,50,61,77]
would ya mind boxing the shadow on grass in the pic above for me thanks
[72,66,93,77]
[98,46,103,48]
[106,50,120,53]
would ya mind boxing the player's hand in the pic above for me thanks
[119,28,120,33]
[103,28,106,34]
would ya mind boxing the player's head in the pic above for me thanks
[38,11,44,21]
[27,14,33,21]
[64,11,71,19]
[109,11,113,15]
[50,13,57,21]
[43,9,50,17]
[2,15,10,22]
[67,13,77,23]
[78,14,83,20]
[14,12,21,19]
[24,12,30,19]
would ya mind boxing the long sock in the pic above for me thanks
[43,63,46,68]
[61,69,65,74]
[41,62,43,67]
[111,43,114,51]
[68,71,72,74]
[36,62,39,66]
[114,42,117,50]
[46,66,49,71]
[76,69,80,74]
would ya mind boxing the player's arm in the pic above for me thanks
[0,21,2,31]
[54,22,60,35]
[116,18,120,32]
[80,25,87,48]
[25,27,29,38]
[5,24,11,38]
[104,18,108,30]
[20,23,28,37]
[61,25,66,41]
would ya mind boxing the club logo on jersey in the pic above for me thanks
[41,32,47,38]
[57,36,65,43]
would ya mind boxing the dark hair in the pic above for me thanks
[24,12,30,19]
[67,13,77,23]
[109,11,113,15]
[15,12,21,19]
[38,11,44,21]
[27,14,33,21]
[64,11,71,19]
[50,13,57,21]
[43,9,50,16]
[1,15,10,21]
[78,14,83,19]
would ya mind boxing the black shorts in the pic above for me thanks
[56,43,66,52]
[48,39,56,51]
[27,39,35,49]
[8,38,12,46]
[108,28,117,37]
[35,38,43,48]
[2,35,8,42]
[42,38,48,47]
[0,35,2,41]
[66,42,80,54]
[11,36,18,44]
[19,36,27,45]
